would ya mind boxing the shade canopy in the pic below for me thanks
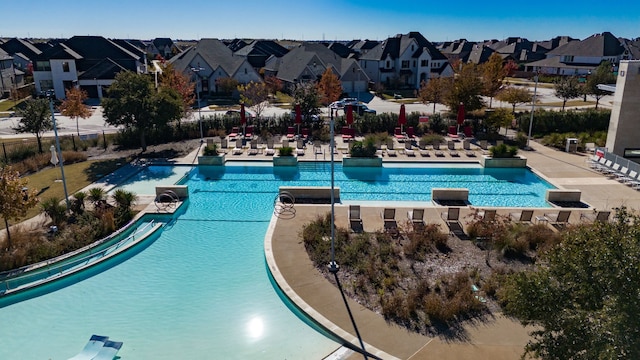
[346,105,353,125]
[398,104,407,125]
[295,104,302,124]
[240,103,247,125]
[457,103,465,125]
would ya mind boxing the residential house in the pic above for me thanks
[525,32,627,76]
[170,38,261,96]
[266,42,369,95]
[146,38,180,60]
[229,39,288,69]
[347,39,379,57]
[466,44,495,65]
[0,49,24,98]
[358,32,452,89]
[489,37,548,62]
[0,38,42,72]
[439,39,476,63]
[32,35,147,99]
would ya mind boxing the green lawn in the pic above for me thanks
[542,100,596,107]
[1,158,128,230]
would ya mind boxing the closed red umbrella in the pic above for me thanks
[456,102,465,133]
[346,105,353,126]
[240,103,247,125]
[398,103,407,132]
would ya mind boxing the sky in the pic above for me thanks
[2,0,639,42]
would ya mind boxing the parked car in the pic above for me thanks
[351,104,376,115]
[225,109,256,119]
[290,111,320,122]
[330,97,359,109]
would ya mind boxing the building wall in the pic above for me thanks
[606,60,640,156]
[50,59,79,99]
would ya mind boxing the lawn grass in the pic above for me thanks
[273,91,293,104]
[0,158,128,230]
[541,100,596,107]
[0,99,25,112]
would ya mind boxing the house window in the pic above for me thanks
[401,60,409,68]
[244,68,247,74]
[386,60,390,68]
[36,61,51,71]
[562,55,574,63]
[62,61,70,72]
[201,79,209,92]
[411,45,414,51]
[39,80,53,91]
[421,60,428,67]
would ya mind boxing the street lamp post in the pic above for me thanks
[191,65,205,143]
[47,90,70,210]
[328,106,339,274]
[526,70,539,150]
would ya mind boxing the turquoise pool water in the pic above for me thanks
[0,162,555,359]
[109,165,194,195]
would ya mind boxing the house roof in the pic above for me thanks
[170,38,246,76]
[40,43,83,60]
[525,56,598,70]
[547,32,624,57]
[0,38,42,60]
[232,40,289,68]
[152,38,175,50]
[348,39,379,53]
[466,45,495,64]
[327,42,354,58]
[78,58,128,80]
[111,39,147,57]
[360,32,447,61]
[275,42,348,82]
[0,48,11,61]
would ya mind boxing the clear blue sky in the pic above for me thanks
[3,0,639,42]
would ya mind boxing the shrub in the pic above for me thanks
[489,143,518,158]
[41,197,67,227]
[203,144,218,156]
[421,134,445,146]
[278,146,294,156]
[349,139,376,157]
[404,223,449,260]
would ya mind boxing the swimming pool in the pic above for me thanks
[0,163,555,359]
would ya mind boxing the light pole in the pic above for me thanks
[526,69,539,150]
[47,90,70,210]
[191,65,205,143]
[328,105,339,274]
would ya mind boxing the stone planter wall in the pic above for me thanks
[342,156,383,167]
[480,155,527,168]
[198,154,226,166]
[273,156,298,166]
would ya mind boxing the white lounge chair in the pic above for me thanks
[386,139,397,156]
[67,335,109,360]
[265,138,276,156]
[296,138,305,156]
[404,141,415,156]
[232,138,243,155]
[248,139,259,155]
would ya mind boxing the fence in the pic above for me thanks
[1,131,108,166]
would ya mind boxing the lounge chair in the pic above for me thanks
[248,139,258,155]
[382,208,398,234]
[615,167,630,181]
[265,138,276,156]
[91,340,123,360]
[441,207,464,237]
[406,126,416,140]
[296,138,305,156]
[232,138,243,155]
[434,141,444,157]
[301,128,309,140]
[404,141,415,156]
[286,126,295,140]
[244,125,254,140]
[394,127,405,142]
[478,209,496,221]
[314,144,323,156]
[542,210,571,228]
[349,205,363,233]
[219,138,229,154]
[463,139,475,157]
[626,171,640,187]
[386,139,397,156]
[228,127,240,141]
[580,210,611,223]
[418,139,430,157]
[408,208,425,230]
[509,209,533,223]
[447,126,459,139]
[68,335,109,360]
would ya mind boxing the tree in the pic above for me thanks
[502,208,640,359]
[553,76,581,111]
[237,81,269,118]
[585,61,616,109]
[481,53,508,108]
[496,86,533,113]
[159,62,195,123]
[486,108,515,135]
[316,68,342,105]
[445,63,485,112]
[216,77,239,94]
[102,71,183,152]
[418,77,450,113]
[264,75,283,96]
[14,98,52,153]
[293,82,321,121]
[0,166,39,248]
[60,87,92,137]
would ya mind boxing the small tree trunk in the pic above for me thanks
[562,99,567,111]
[140,130,147,152]
[36,134,43,153]
[76,117,80,137]
[433,102,436,114]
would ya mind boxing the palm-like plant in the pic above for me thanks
[87,187,106,204]
[41,197,67,227]
[71,191,86,214]
[112,189,137,210]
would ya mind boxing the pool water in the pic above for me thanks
[109,165,194,195]
[0,163,554,359]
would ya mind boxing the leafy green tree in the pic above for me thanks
[553,76,581,111]
[496,86,533,113]
[585,61,616,109]
[486,108,515,135]
[238,81,269,118]
[293,82,321,121]
[102,71,183,152]
[0,166,39,248]
[502,207,640,359]
[316,68,342,106]
[445,63,484,112]
[419,77,450,113]
[60,87,92,137]
[481,53,508,108]
[159,62,195,123]
[14,98,52,153]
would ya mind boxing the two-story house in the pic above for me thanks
[0,38,42,72]
[32,36,147,99]
[0,48,24,98]
[170,38,262,96]
[359,32,452,89]
[525,32,627,75]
